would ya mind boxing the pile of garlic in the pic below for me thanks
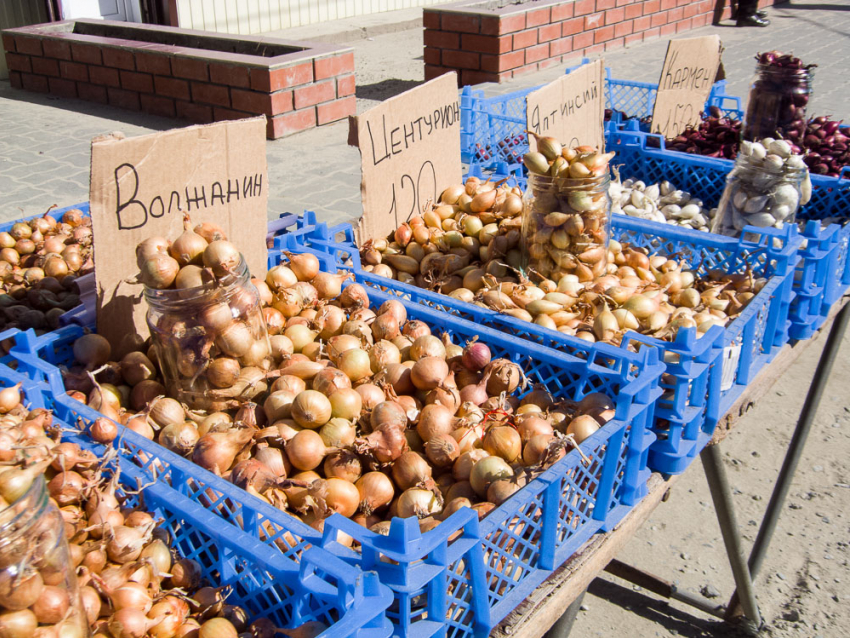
[610,178,714,232]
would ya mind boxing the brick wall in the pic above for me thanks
[2,22,355,139]
[425,0,784,85]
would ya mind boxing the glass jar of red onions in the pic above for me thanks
[743,52,815,143]
[522,173,612,283]
[144,256,273,411]
[0,475,90,638]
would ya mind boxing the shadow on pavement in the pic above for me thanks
[777,2,850,9]
[586,577,753,638]
[0,82,175,133]
[355,78,423,102]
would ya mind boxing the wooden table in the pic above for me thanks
[494,299,849,638]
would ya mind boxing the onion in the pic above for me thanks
[376,363,414,394]
[424,433,460,468]
[577,392,614,412]
[266,265,297,290]
[73,333,111,369]
[286,430,327,471]
[312,272,351,299]
[254,446,290,478]
[139,538,172,574]
[566,415,600,443]
[148,397,184,429]
[409,335,446,361]
[338,348,372,382]
[453,449,489,481]
[369,340,401,373]
[285,252,320,282]
[355,383,385,409]
[110,581,153,612]
[170,559,202,589]
[230,459,276,493]
[356,422,407,464]
[0,570,43,610]
[410,357,449,391]
[170,222,207,266]
[470,456,513,497]
[314,304,345,340]
[378,300,407,325]
[325,478,359,517]
[48,470,85,505]
[416,404,455,441]
[483,426,521,462]
[109,608,160,638]
[517,416,554,443]
[371,313,400,341]
[194,222,227,243]
[80,586,101,625]
[283,325,317,353]
[356,472,394,514]
[291,390,332,429]
[339,283,370,308]
[392,452,433,490]
[459,374,490,406]
[397,488,442,519]
[328,388,362,421]
[323,450,362,483]
[202,241,240,277]
[487,479,520,506]
[192,429,254,475]
[462,341,491,371]
[158,421,199,456]
[485,359,521,395]
[271,375,306,395]
[446,480,477,503]
[371,401,407,430]
[0,610,38,638]
[140,253,180,289]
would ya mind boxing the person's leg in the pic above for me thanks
[737,0,770,26]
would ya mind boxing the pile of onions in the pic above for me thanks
[794,116,850,177]
[355,171,759,347]
[646,107,742,160]
[359,177,524,293]
[0,207,93,332]
[0,382,325,638]
[60,242,613,539]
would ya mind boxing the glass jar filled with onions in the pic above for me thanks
[743,51,815,143]
[0,474,90,638]
[139,224,273,411]
[521,139,615,283]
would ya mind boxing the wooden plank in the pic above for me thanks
[498,297,848,637]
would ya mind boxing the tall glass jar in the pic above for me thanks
[711,153,807,237]
[522,173,611,283]
[0,475,89,638]
[743,63,814,142]
[145,256,272,411]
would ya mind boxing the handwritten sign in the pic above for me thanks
[526,60,605,151]
[89,118,268,356]
[349,73,462,244]
[650,35,722,139]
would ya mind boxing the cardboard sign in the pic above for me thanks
[650,35,723,139]
[89,118,269,356]
[349,73,462,245]
[525,60,606,152]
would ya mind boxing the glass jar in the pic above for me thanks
[522,172,612,283]
[145,256,272,411]
[743,63,813,142]
[711,153,806,237]
[0,475,89,638]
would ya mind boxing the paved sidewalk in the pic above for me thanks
[0,0,847,227]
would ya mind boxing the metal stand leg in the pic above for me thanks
[726,302,850,619]
[542,591,586,638]
[700,444,762,629]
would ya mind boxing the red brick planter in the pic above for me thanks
[424,0,783,85]
[2,20,355,139]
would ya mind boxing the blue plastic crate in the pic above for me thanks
[0,345,393,638]
[459,61,738,168]
[607,129,850,333]
[5,273,662,638]
[275,212,800,475]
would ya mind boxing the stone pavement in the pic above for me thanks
[0,0,848,226]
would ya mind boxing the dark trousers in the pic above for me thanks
[737,0,759,16]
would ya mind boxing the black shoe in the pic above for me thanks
[736,14,770,26]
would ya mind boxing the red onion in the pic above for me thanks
[461,341,491,372]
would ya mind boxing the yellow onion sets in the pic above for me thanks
[61,236,613,539]
[0,208,93,332]
[522,141,616,283]
[472,244,765,346]
[359,177,524,293]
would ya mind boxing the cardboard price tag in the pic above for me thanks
[650,35,723,139]
[89,117,269,357]
[526,59,606,151]
[349,73,463,245]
